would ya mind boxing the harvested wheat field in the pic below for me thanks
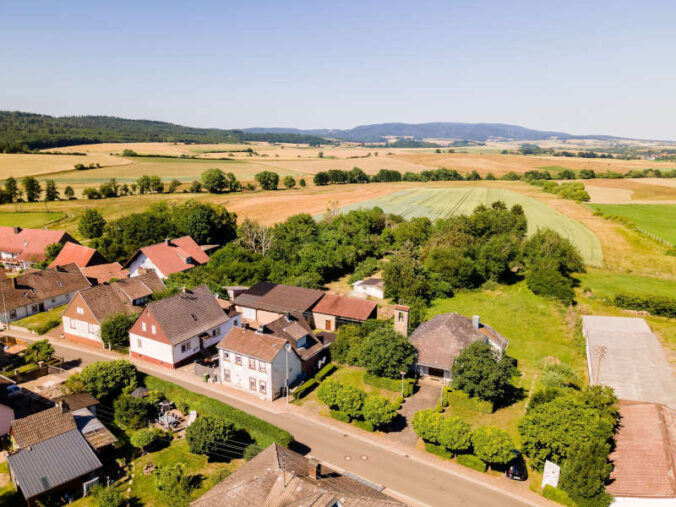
[0,152,130,179]
[584,178,676,203]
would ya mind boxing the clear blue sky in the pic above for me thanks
[1,0,674,139]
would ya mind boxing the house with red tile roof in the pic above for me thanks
[48,242,107,270]
[311,293,377,332]
[124,236,210,279]
[62,272,164,348]
[79,262,128,284]
[0,226,77,270]
[129,284,240,368]
[232,282,324,325]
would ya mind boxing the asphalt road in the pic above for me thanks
[20,335,536,507]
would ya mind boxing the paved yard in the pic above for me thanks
[583,315,676,409]
[389,380,442,447]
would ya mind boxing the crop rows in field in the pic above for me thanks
[339,187,603,265]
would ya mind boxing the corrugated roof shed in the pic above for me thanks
[233,282,324,314]
[7,429,102,500]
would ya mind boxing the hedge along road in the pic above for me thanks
[338,187,603,266]
[17,333,534,507]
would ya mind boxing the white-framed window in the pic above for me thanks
[222,369,231,382]
[137,338,142,349]
[222,351,230,361]
[258,362,266,372]
[69,319,76,329]
[259,380,267,394]
[151,325,156,335]
[212,327,220,337]
[248,357,256,369]
[76,307,84,315]
[249,377,256,391]
[88,323,95,333]
[142,322,147,332]
[236,355,242,365]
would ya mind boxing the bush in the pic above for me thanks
[130,428,159,451]
[361,327,416,379]
[613,293,676,318]
[144,376,293,448]
[336,385,366,419]
[293,379,318,400]
[542,485,576,506]
[243,443,262,461]
[412,409,442,443]
[361,395,397,429]
[79,209,106,238]
[354,419,375,432]
[25,339,54,363]
[81,360,138,401]
[35,319,61,335]
[363,372,415,397]
[347,257,379,284]
[155,463,192,507]
[93,485,124,507]
[424,442,453,460]
[315,363,337,381]
[255,171,279,190]
[526,267,575,305]
[457,454,487,472]
[317,379,341,408]
[114,395,152,429]
[451,342,514,404]
[330,409,351,423]
[185,415,235,458]
[100,312,137,349]
[445,389,493,414]
[471,426,515,465]
[437,417,472,454]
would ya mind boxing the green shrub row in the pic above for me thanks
[424,442,454,460]
[315,363,337,382]
[144,376,293,448]
[613,293,676,318]
[293,379,318,400]
[353,420,375,432]
[330,409,350,423]
[542,485,576,506]
[363,372,415,397]
[35,318,61,335]
[456,454,487,472]
[445,389,494,414]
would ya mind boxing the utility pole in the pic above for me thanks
[1,286,8,330]
[285,343,292,404]
[400,371,406,397]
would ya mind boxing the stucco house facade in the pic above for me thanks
[124,236,209,279]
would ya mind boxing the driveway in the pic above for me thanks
[389,380,443,447]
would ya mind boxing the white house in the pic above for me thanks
[0,226,76,270]
[129,284,240,368]
[217,326,302,401]
[124,236,210,279]
[351,278,384,299]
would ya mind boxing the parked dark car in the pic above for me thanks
[506,450,527,481]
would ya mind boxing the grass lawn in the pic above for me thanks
[428,281,586,443]
[13,304,65,333]
[0,461,22,506]
[589,203,676,244]
[0,211,65,228]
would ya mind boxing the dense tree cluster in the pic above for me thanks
[317,379,398,430]
[451,342,516,404]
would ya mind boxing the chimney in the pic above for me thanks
[58,400,70,414]
[165,238,172,246]
[256,325,267,335]
[472,315,480,329]
[284,312,291,322]
[393,305,410,336]
[12,226,21,234]
[11,277,17,290]
[308,458,320,480]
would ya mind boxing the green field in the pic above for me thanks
[589,204,676,245]
[0,211,65,228]
[339,187,603,265]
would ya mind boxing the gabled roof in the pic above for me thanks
[233,281,324,314]
[79,262,127,284]
[125,236,209,276]
[191,443,404,507]
[0,226,74,263]
[142,284,227,345]
[312,294,378,321]
[409,313,509,371]
[51,393,99,412]
[217,327,289,362]
[0,264,91,311]
[48,242,106,269]
[7,429,102,500]
[10,405,77,448]
[265,312,327,361]
[608,400,676,498]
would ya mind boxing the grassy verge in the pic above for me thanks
[589,203,676,244]
[13,304,66,333]
[0,461,21,505]
[144,376,293,448]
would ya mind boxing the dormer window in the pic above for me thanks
[191,313,198,321]
[56,281,62,288]
[30,288,36,294]
[185,256,193,264]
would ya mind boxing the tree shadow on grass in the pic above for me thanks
[494,385,527,411]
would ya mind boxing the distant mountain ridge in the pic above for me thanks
[243,122,632,143]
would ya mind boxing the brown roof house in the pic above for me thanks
[124,236,210,279]
[61,272,164,348]
[233,281,324,325]
[0,264,91,323]
[0,226,77,270]
[48,242,107,270]
[191,443,404,507]
[311,293,378,332]
[79,262,128,284]
[129,284,241,368]
[217,312,331,400]
[7,403,104,505]
[408,313,509,382]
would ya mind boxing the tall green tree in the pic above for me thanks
[5,177,19,202]
[361,326,416,379]
[44,242,64,262]
[137,175,151,194]
[78,209,106,238]
[155,463,192,507]
[64,185,75,199]
[283,175,296,189]
[201,168,228,193]
[471,426,515,465]
[560,441,613,506]
[255,171,279,190]
[22,176,41,202]
[44,179,59,201]
[451,342,514,404]
[80,360,138,401]
[101,313,138,349]
[185,415,235,457]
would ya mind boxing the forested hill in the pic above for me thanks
[0,111,329,152]
[244,122,630,143]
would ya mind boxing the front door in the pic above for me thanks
[325,319,332,331]
[38,302,45,312]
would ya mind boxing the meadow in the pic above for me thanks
[0,211,65,227]
[588,203,676,244]
[338,187,603,265]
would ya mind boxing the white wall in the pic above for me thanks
[130,332,174,363]
[2,291,76,323]
[236,306,257,321]
[63,316,102,344]
[128,254,165,279]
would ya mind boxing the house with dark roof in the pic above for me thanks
[408,313,509,382]
[0,226,77,270]
[79,262,127,284]
[0,264,91,323]
[124,236,210,279]
[312,293,378,331]
[129,284,241,368]
[217,312,330,400]
[61,271,164,348]
[191,443,404,506]
[48,242,107,270]
[233,281,324,325]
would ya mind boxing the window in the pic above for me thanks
[181,343,187,353]
[259,380,267,394]
[56,281,62,288]
[31,304,38,313]
[137,338,142,349]
[222,369,231,382]
[69,319,76,329]
[236,355,242,365]
[151,325,156,335]
[142,322,147,332]
[88,323,95,334]
[222,351,230,361]
[51,298,55,303]
[259,362,266,372]
[76,307,84,315]
[212,327,220,337]
[248,357,256,369]
[9,310,16,319]
[249,377,257,391]
[398,312,405,322]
